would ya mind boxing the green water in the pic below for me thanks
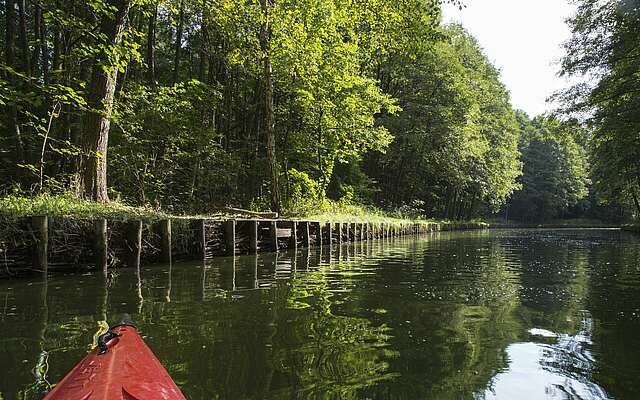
[1,229,639,399]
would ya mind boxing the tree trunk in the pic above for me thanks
[260,0,281,213]
[450,188,459,220]
[17,0,31,75]
[40,7,48,84]
[444,186,454,219]
[4,0,16,88]
[5,0,24,180]
[631,186,640,216]
[199,5,209,82]
[146,3,157,84]
[317,108,324,186]
[32,3,42,79]
[77,0,132,202]
[172,0,184,83]
[52,0,63,81]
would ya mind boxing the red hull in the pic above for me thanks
[43,325,185,400]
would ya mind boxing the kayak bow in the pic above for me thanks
[43,324,185,400]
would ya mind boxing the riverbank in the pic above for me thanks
[488,218,622,229]
[0,195,487,277]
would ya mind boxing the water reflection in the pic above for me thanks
[0,229,639,399]
[481,312,610,399]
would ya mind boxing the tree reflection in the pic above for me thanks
[585,231,640,398]
[355,232,523,398]
[1,230,639,399]
[269,273,398,399]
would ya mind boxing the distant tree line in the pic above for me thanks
[0,0,637,222]
[508,113,591,222]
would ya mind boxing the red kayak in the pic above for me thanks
[43,324,185,400]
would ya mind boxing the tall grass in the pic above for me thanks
[0,194,166,220]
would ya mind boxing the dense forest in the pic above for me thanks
[0,0,637,223]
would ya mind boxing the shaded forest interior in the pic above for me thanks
[0,0,638,223]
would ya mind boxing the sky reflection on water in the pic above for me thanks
[481,313,610,400]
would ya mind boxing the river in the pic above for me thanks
[1,229,639,399]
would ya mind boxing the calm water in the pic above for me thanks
[1,229,639,399]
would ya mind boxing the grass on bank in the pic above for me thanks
[0,194,242,221]
[300,201,484,225]
[0,194,485,226]
[487,218,622,228]
[0,194,169,221]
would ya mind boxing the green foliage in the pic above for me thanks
[507,114,590,222]
[0,0,146,192]
[362,25,522,219]
[5,0,617,223]
[110,80,240,210]
[267,0,402,191]
[283,168,326,214]
[558,0,640,218]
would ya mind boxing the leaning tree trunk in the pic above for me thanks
[77,0,132,202]
[260,0,281,213]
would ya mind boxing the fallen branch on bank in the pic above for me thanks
[224,207,278,219]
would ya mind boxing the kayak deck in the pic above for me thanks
[43,325,185,400]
